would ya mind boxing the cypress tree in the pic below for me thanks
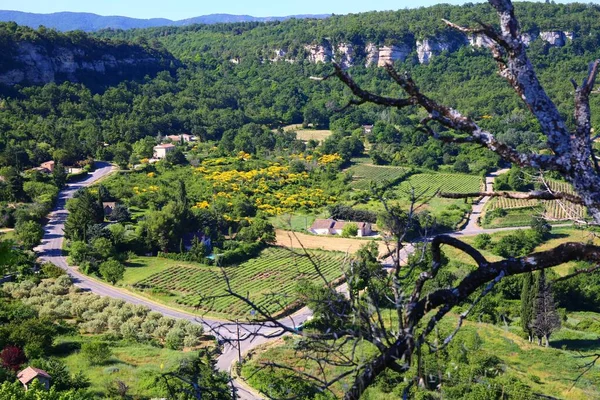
[520,272,535,342]
[531,270,561,347]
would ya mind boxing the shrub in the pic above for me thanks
[165,328,185,350]
[41,262,66,278]
[341,223,359,238]
[473,233,492,250]
[99,260,125,284]
[80,341,112,365]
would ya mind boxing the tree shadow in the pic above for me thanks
[552,339,600,352]
[125,261,145,268]
[52,340,81,356]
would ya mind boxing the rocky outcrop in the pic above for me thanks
[335,43,354,68]
[539,31,568,47]
[364,43,411,67]
[0,41,176,86]
[376,45,411,67]
[304,44,332,64]
[267,28,576,68]
[468,34,494,49]
[417,37,465,64]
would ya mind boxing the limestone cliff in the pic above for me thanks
[269,28,575,67]
[0,40,176,87]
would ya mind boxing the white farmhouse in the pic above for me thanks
[153,143,176,159]
[309,219,373,237]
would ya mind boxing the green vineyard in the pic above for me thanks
[134,247,346,318]
[347,164,409,190]
[486,179,586,220]
[396,173,483,198]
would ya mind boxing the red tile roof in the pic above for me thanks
[17,366,51,385]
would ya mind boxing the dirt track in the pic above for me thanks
[275,229,392,257]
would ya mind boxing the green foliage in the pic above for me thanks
[98,260,125,284]
[64,189,104,242]
[341,223,358,238]
[155,350,231,400]
[492,229,542,258]
[473,233,492,250]
[80,341,112,366]
[520,272,535,340]
[15,219,43,250]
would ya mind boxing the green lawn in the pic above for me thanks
[54,334,193,399]
[123,247,346,319]
[270,213,319,231]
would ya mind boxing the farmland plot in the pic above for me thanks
[134,247,346,318]
[347,164,410,190]
[486,179,586,220]
[396,173,483,198]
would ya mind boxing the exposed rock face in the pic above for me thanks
[539,31,567,47]
[364,43,410,67]
[304,44,332,63]
[335,43,354,68]
[417,38,458,64]
[520,33,535,46]
[0,42,174,86]
[365,43,379,67]
[269,28,576,68]
[468,34,494,49]
[376,45,411,67]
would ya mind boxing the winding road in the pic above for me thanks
[34,164,525,399]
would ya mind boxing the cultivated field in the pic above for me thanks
[279,124,333,142]
[346,164,410,190]
[275,229,391,256]
[486,179,586,220]
[396,173,483,198]
[132,247,346,318]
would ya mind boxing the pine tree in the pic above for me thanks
[520,272,535,342]
[531,270,561,347]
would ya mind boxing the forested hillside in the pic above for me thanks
[2,2,600,171]
[0,22,177,88]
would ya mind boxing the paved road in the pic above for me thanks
[460,168,510,235]
[33,165,538,400]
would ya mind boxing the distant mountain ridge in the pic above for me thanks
[0,10,330,32]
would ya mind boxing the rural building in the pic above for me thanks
[362,125,374,134]
[17,366,51,390]
[153,143,176,159]
[166,134,195,143]
[309,219,373,237]
[102,202,117,216]
[40,160,55,173]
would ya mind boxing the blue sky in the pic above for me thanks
[0,0,583,20]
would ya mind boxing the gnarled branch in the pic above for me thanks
[438,190,585,205]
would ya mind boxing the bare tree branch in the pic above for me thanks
[438,190,585,205]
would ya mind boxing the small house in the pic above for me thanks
[102,202,117,217]
[153,143,176,159]
[362,125,374,134]
[309,219,373,237]
[309,219,337,235]
[40,160,55,173]
[17,366,51,390]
